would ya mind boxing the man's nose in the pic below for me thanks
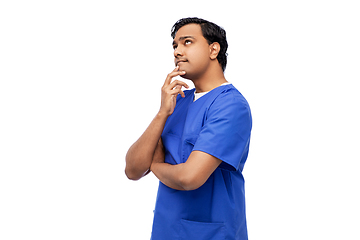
[174,45,183,57]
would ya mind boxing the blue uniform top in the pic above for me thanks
[151,84,252,240]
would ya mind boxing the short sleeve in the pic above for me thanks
[192,90,252,171]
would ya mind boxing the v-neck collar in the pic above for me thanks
[193,82,232,102]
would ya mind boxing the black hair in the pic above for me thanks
[171,17,228,72]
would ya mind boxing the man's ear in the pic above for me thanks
[209,42,220,60]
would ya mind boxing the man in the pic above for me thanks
[125,17,252,240]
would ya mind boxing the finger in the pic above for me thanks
[170,85,185,98]
[179,88,185,98]
[164,67,180,85]
[167,70,186,84]
[164,68,186,85]
[174,85,185,98]
[168,80,189,90]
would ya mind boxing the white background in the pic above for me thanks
[1,0,359,239]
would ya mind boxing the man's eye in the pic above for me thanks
[173,45,178,50]
[185,40,191,45]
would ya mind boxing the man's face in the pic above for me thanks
[172,24,211,80]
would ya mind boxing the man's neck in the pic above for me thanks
[192,66,227,93]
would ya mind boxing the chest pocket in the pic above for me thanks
[181,135,198,163]
[179,219,225,240]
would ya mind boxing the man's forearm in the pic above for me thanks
[150,162,187,191]
[125,112,168,180]
[150,151,223,191]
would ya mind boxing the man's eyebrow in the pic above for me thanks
[172,36,195,46]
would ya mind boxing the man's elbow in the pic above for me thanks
[124,166,142,181]
[125,154,145,180]
[179,174,204,191]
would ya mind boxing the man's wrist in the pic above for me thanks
[157,110,170,119]
[150,162,159,173]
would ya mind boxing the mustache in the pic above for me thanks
[175,58,188,65]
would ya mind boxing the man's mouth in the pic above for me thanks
[176,59,188,66]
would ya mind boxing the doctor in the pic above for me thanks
[125,17,252,240]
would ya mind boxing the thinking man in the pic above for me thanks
[125,17,252,240]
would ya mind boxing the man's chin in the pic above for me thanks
[180,73,193,81]
[177,66,192,80]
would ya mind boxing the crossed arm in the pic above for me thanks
[150,139,222,191]
[125,67,222,190]
[125,111,222,191]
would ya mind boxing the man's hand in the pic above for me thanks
[159,66,189,116]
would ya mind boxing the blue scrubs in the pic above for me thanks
[151,84,252,240]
